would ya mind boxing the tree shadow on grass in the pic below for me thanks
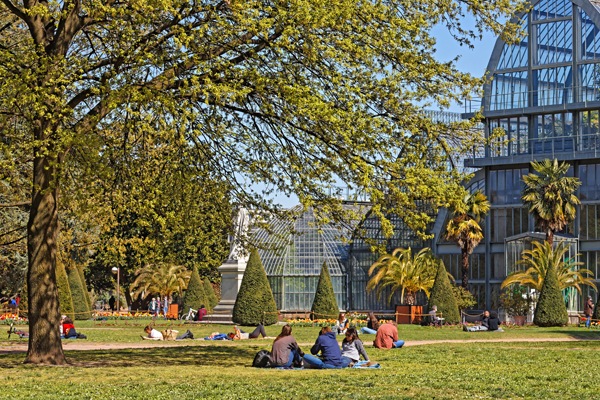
[0,345,263,369]
[547,330,600,340]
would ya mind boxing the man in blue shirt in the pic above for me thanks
[303,326,350,369]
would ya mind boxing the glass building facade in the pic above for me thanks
[460,0,600,312]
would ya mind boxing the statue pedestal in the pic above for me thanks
[212,259,247,323]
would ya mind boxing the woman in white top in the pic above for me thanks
[143,325,163,340]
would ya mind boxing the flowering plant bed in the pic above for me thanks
[286,318,368,327]
[0,314,28,325]
[93,312,160,321]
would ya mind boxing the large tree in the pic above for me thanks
[0,0,524,364]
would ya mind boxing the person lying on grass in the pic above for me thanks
[142,325,164,340]
[373,320,404,349]
[341,327,370,367]
[270,325,304,368]
[303,326,349,369]
[231,325,275,340]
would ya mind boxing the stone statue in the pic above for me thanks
[228,207,249,262]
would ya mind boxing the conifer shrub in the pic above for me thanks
[77,264,94,312]
[203,278,219,310]
[592,298,600,323]
[232,249,278,325]
[184,267,207,313]
[310,262,339,320]
[534,263,568,327]
[427,261,460,324]
[56,260,75,320]
[19,278,28,315]
[67,265,92,320]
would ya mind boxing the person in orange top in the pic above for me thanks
[373,320,404,349]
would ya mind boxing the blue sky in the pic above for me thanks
[271,19,501,208]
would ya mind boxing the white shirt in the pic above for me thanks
[149,329,163,340]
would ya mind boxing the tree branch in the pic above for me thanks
[0,201,30,208]
[0,0,28,23]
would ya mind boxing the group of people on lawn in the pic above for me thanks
[270,312,404,369]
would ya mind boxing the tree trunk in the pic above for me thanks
[405,292,416,306]
[25,153,66,365]
[461,248,470,290]
[546,229,554,247]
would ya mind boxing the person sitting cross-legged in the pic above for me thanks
[333,312,350,335]
[303,326,349,369]
[463,311,490,332]
[373,320,404,349]
[341,327,370,367]
[61,315,77,338]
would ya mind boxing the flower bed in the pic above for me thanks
[93,312,159,321]
[286,318,368,327]
[0,314,28,325]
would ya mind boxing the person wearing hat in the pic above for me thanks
[584,296,594,328]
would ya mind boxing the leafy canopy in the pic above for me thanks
[130,263,191,299]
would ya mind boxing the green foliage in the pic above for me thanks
[592,298,600,322]
[522,159,581,244]
[452,285,476,312]
[233,250,278,326]
[203,279,218,310]
[427,261,460,324]
[500,286,533,317]
[367,248,438,306]
[310,262,339,320]
[77,265,93,313]
[502,241,596,293]
[446,190,490,289]
[131,263,191,300]
[56,261,75,320]
[67,265,92,320]
[19,278,27,314]
[534,261,569,327]
[183,267,207,313]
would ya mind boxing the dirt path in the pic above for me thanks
[2,336,600,355]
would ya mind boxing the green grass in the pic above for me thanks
[1,341,600,399]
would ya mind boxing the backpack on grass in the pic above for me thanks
[252,350,271,368]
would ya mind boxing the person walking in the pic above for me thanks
[584,296,594,328]
[108,296,115,312]
[156,297,161,317]
[149,297,157,315]
[163,296,169,319]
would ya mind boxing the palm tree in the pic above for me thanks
[522,159,580,246]
[445,190,490,289]
[501,241,596,294]
[130,263,191,302]
[367,247,439,305]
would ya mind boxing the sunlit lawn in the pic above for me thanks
[1,339,600,399]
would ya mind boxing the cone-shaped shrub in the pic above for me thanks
[592,298,600,323]
[534,263,568,327]
[57,260,75,320]
[310,262,339,320]
[427,261,460,324]
[233,249,278,325]
[20,277,28,316]
[77,264,94,312]
[67,265,92,320]
[203,278,218,310]
[184,267,207,312]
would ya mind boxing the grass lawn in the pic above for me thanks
[1,325,600,398]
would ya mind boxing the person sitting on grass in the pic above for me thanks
[60,315,77,338]
[333,312,350,335]
[270,325,304,368]
[463,311,490,332]
[373,320,404,349]
[341,327,369,367]
[142,325,164,340]
[303,326,349,369]
[487,311,503,332]
[360,311,379,335]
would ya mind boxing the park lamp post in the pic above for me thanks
[111,266,120,313]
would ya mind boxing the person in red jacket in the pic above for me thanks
[60,315,77,338]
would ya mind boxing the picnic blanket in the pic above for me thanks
[352,361,381,369]
[204,333,232,341]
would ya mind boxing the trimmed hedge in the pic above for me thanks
[310,262,339,320]
[203,278,218,310]
[184,267,207,313]
[427,261,460,324]
[77,264,94,312]
[67,265,92,320]
[592,298,600,323]
[56,260,75,320]
[534,263,568,327]
[232,249,278,325]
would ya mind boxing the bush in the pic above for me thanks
[232,249,278,325]
[452,285,476,312]
[56,260,75,320]
[77,264,94,312]
[592,298,600,322]
[67,264,92,320]
[19,277,27,315]
[427,261,460,324]
[534,263,568,327]
[310,262,339,320]
[184,267,207,313]
[203,278,218,310]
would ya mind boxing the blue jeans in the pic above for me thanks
[303,354,350,369]
[282,349,302,368]
[586,316,591,328]
[361,327,377,334]
[393,340,405,348]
